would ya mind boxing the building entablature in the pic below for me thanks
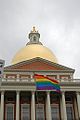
[0,78,80,92]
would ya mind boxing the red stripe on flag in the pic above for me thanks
[34,74,59,84]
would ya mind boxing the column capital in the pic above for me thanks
[46,91,50,95]
[1,91,5,94]
[62,91,66,94]
[76,91,80,95]
[31,91,35,94]
[16,91,20,94]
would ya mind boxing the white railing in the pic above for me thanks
[1,78,80,83]
[59,79,80,83]
[1,78,34,82]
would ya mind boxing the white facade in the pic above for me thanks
[0,65,80,120]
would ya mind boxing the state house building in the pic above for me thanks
[0,27,80,120]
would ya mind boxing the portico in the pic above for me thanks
[0,89,80,120]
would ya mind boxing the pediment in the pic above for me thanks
[4,57,74,72]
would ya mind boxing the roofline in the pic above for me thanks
[4,69,75,73]
[4,57,75,72]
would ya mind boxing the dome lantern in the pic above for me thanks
[27,27,42,45]
[12,27,58,64]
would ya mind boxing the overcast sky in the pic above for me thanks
[0,0,80,78]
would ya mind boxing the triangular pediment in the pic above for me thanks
[4,57,74,72]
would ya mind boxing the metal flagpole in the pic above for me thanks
[33,73,40,120]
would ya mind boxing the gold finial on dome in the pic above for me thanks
[33,26,36,32]
[31,26,38,33]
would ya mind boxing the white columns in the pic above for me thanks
[76,92,80,119]
[74,96,79,120]
[60,96,64,120]
[16,91,20,120]
[46,91,52,120]
[62,92,67,120]
[31,91,35,120]
[1,91,4,120]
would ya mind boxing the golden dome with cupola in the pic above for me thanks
[12,27,58,64]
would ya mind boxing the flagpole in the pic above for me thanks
[33,72,40,119]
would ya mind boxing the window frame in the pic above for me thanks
[21,103,30,120]
[5,103,14,120]
[51,103,60,120]
[36,103,45,120]
[66,103,74,120]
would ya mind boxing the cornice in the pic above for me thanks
[4,57,75,73]
[4,69,74,73]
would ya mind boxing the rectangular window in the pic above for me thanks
[7,76,15,79]
[51,104,60,120]
[21,104,30,120]
[36,104,45,120]
[66,104,74,120]
[6,104,14,120]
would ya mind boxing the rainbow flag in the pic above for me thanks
[34,74,61,93]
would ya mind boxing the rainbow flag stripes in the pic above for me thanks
[34,74,61,93]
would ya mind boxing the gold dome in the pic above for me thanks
[12,44,58,64]
[12,27,58,64]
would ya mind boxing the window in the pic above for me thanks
[33,36,36,41]
[21,104,30,120]
[7,76,15,79]
[60,75,70,79]
[20,75,30,81]
[66,104,74,120]
[36,104,45,120]
[51,104,60,120]
[6,104,14,120]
